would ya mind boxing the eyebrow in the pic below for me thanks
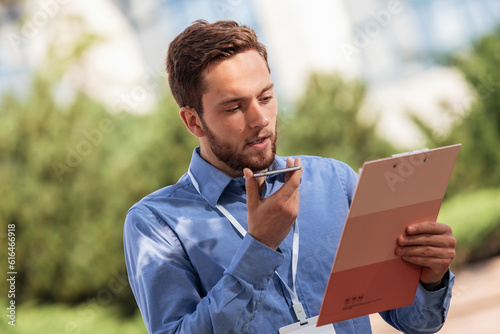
[217,83,274,107]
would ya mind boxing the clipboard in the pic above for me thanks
[317,144,461,326]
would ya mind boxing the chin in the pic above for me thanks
[247,153,275,172]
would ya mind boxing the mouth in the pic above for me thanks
[247,136,269,145]
[246,134,272,150]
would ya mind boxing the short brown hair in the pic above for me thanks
[166,20,269,114]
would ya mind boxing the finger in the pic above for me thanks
[281,157,303,195]
[284,157,294,181]
[396,244,456,259]
[397,233,456,248]
[244,168,259,209]
[406,221,452,235]
[287,157,302,180]
[400,255,452,271]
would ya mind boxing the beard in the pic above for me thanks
[200,117,277,173]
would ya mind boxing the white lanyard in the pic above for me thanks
[188,170,308,324]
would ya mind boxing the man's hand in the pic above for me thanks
[244,157,302,250]
[395,221,456,286]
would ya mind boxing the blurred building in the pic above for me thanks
[340,0,500,146]
[1,0,499,146]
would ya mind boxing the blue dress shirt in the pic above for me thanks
[124,148,454,334]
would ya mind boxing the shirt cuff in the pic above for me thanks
[415,270,454,311]
[225,234,285,290]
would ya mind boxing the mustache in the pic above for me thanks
[246,131,274,144]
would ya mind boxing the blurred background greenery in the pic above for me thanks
[1,1,500,333]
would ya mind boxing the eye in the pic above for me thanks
[260,95,273,103]
[225,106,240,113]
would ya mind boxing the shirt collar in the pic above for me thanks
[188,147,287,207]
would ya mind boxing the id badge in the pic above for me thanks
[279,316,336,334]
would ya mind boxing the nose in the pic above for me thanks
[247,101,270,129]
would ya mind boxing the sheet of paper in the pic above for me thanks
[317,144,461,326]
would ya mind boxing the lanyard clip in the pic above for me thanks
[293,302,308,325]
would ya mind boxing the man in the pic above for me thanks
[124,20,456,333]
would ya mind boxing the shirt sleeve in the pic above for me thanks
[332,159,359,206]
[378,270,455,333]
[123,206,284,334]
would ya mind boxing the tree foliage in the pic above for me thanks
[278,73,396,170]
[411,27,500,194]
[0,76,197,313]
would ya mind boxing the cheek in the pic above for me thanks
[268,100,278,118]
[215,117,246,138]
[267,105,278,127]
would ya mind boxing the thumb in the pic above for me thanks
[244,168,259,209]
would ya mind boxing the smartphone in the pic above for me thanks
[253,166,301,178]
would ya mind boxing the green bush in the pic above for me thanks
[438,188,500,268]
[0,77,197,312]
[278,73,397,169]
[411,27,500,194]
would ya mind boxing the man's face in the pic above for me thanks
[197,50,278,176]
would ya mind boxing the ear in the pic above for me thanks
[179,107,205,138]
